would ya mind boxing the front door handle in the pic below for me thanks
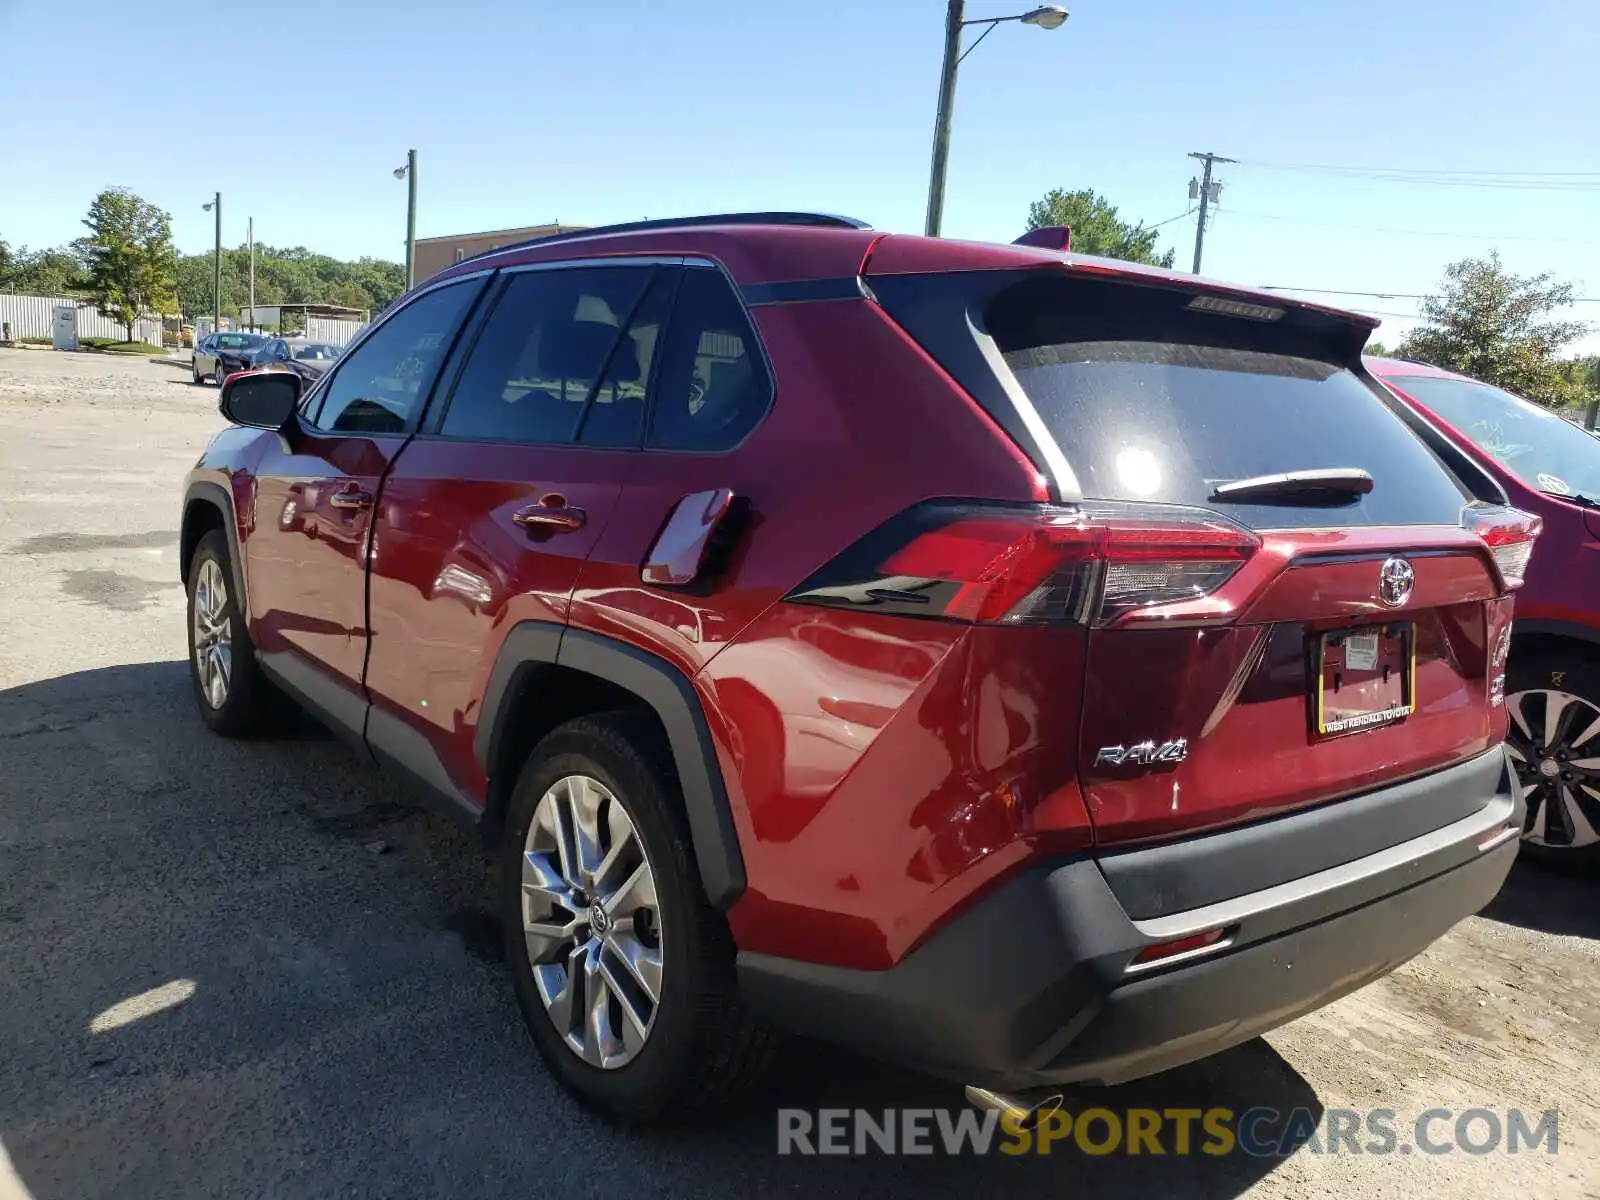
[513,493,586,533]
[329,486,373,510]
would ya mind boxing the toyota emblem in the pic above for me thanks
[1378,557,1414,608]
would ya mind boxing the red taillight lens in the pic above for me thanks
[787,500,1259,626]
[1462,504,1542,590]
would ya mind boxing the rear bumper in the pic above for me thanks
[738,746,1519,1088]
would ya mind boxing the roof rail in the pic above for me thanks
[459,211,873,265]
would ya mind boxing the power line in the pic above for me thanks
[1223,208,1600,246]
[1238,159,1600,180]
[1235,160,1600,192]
[1260,285,1600,303]
[1147,207,1194,230]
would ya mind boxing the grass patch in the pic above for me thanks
[18,336,52,346]
[78,337,170,355]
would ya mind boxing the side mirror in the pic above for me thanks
[219,370,301,429]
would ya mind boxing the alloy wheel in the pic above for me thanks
[192,558,233,709]
[521,774,663,1070]
[1506,688,1600,850]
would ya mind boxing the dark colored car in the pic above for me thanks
[192,332,270,385]
[179,212,1534,1124]
[256,338,342,384]
[1370,356,1600,862]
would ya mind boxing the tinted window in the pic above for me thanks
[647,268,770,451]
[577,271,676,448]
[216,334,266,351]
[1004,342,1469,529]
[1387,373,1600,500]
[311,280,480,435]
[441,267,651,444]
[293,342,338,361]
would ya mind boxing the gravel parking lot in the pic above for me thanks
[0,348,1596,1198]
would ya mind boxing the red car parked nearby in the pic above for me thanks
[1371,355,1600,863]
[180,212,1534,1123]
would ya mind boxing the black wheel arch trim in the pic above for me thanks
[475,623,747,909]
[182,479,250,622]
[1513,619,1600,652]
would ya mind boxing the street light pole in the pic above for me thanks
[398,149,418,290]
[202,193,221,334]
[923,6,1069,238]
[247,216,255,331]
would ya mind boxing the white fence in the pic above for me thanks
[0,292,164,344]
[307,317,367,347]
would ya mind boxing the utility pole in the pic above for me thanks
[1187,151,1234,274]
[925,0,965,238]
[247,216,255,331]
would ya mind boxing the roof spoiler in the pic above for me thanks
[1013,225,1072,251]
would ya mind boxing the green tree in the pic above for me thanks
[1398,251,1589,407]
[0,240,89,296]
[1026,187,1176,268]
[1365,339,1391,358]
[172,244,404,320]
[76,188,178,341]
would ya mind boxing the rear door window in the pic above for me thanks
[646,267,771,452]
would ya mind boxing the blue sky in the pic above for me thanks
[2,0,1596,350]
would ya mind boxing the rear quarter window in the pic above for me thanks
[1003,340,1470,529]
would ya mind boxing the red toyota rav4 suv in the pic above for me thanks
[1371,355,1600,863]
[181,213,1533,1123]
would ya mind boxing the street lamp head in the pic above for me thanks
[393,166,409,180]
[1020,5,1069,29]
[202,202,214,212]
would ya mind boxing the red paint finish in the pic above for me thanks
[709,611,1092,968]
[180,221,1521,989]
[1080,524,1506,846]
[245,429,404,686]
[364,438,637,799]
[1080,605,1500,846]
[1371,356,1600,642]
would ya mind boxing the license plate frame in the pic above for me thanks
[1314,623,1415,738]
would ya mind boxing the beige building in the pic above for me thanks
[412,223,587,282]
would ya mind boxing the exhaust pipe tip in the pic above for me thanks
[963,1085,1065,1131]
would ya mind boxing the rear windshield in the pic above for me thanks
[1003,341,1470,529]
[1383,372,1600,501]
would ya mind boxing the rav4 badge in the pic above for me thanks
[1095,739,1189,768]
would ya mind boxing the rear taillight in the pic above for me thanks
[786,500,1259,627]
[1462,505,1542,589]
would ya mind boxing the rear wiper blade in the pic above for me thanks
[1210,467,1375,505]
[1544,489,1600,508]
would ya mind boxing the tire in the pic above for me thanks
[500,713,774,1123]
[185,529,286,737]
[191,360,202,385]
[1506,650,1600,868]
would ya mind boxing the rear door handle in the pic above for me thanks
[329,486,373,510]
[513,493,586,532]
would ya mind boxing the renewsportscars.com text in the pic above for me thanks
[776,1106,1560,1158]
